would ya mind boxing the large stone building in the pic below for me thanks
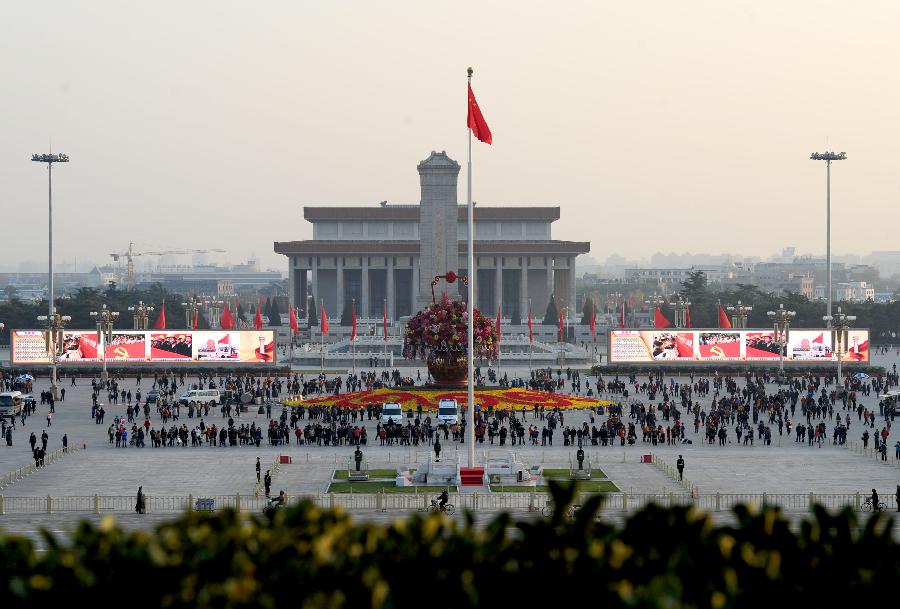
[274,151,589,323]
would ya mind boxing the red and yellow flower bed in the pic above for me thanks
[284,388,613,411]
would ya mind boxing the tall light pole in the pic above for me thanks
[767,304,796,377]
[670,296,691,328]
[646,293,666,328]
[182,296,201,329]
[91,304,119,384]
[824,306,856,392]
[810,151,847,327]
[32,152,69,398]
[129,300,155,330]
[37,311,71,395]
[727,300,753,329]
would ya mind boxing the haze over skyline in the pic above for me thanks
[2,1,899,275]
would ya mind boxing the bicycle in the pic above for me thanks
[423,499,455,515]
[861,497,886,513]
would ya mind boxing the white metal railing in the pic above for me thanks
[0,490,894,515]
[0,442,84,490]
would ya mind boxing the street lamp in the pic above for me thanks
[810,150,847,327]
[669,296,691,328]
[646,293,666,328]
[32,152,69,398]
[201,297,224,329]
[36,311,72,396]
[767,304,796,377]
[726,300,753,329]
[182,296,201,329]
[91,304,119,384]
[823,306,856,391]
[128,300,155,330]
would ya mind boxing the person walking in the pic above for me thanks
[256,457,261,483]
[264,470,272,497]
[62,433,68,452]
[135,486,146,514]
[46,412,52,427]
[434,437,442,462]
[676,455,685,481]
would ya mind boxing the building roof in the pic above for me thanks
[274,240,589,255]
[302,206,561,222]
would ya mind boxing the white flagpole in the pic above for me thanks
[466,67,476,469]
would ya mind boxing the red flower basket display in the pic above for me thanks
[403,295,497,385]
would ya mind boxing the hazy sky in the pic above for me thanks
[2,1,898,273]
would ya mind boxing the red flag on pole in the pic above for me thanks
[527,304,534,342]
[558,309,564,342]
[153,303,166,330]
[289,305,299,335]
[467,83,492,144]
[350,302,357,341]
[382,302,388,341]
[589,302,596,341]
[495,305,502,345]
[620,300,626,329]
[717,305,732,329]
[654,307,671,329]
[192,307,199,330]
[254,305,263,330]
[320,303,329,335]
[220,304,234,330]
[685,307,692,328]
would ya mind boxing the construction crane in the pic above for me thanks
[110,242,226,289]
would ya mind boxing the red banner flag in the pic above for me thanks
[467,83,492,144]
[654,307,671,329]
[153,303,166,330]
[350,302,357,341]
[620,300,626,329]
[495,305,502,345]
[685,307,692,328]
[192,308,199,330]
[254,306,263,330]
[289,305,299,335]
[589,303,596,341]
[527,304,534,342]
[718,305,732,329]
[220,304,234,330]
[382,302,388,341]
[321,303,329,335]
[558,309,564,342]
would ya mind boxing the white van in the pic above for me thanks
[437,398,459,424]
[179,389,221,407]
[0,391,23,419]
[380,402,403,424]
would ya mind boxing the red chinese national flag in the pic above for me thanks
[350,302,357,341]
[289,305,299,335]
[685,308,692,328]
[527,304,534,342]
[321,303,329,335]
[220,304,234,330]
[718,304,732,329]
[192,308,199,330]
[467,83,492,144]
[654,307,671,329]
[495,305,502,345]
[153,303,166,330]
[254,306,263,330]
[813,333,824,344]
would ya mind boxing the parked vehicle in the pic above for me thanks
[178,389,221,407]
[437,399,459,424]
[0,391,24,419]
[380,402,403,425]
[147,389,160,403]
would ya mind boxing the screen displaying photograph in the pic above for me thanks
[58,332,100,362]
[195,332,241,360]
[150,333,193,361]
[11,330,51,364]
[840,330,869,363]
[788,330,833,360]
[744,331,783,359]
[105,332,148,361]
[698,332,741,359]
[649,332,695,360]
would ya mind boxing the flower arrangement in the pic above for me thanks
[402,295,498,360]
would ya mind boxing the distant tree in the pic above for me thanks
[269,296,282,326]
[307,294,318,325]
[543,295,559,326]
[581,296,594,325]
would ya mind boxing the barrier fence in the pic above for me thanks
[0,490,894,515]
[0,443,83,491]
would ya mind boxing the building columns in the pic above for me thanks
[387,257,395,321]
[361,258,370,318]
[336,257,345,317]
[311,257,319,320]
[520,265,529,321]
[495,257,503,316]
[546,261,554,308]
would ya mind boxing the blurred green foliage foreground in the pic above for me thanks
[1,483,897,609]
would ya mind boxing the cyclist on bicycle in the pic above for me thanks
[871,489,880,512]
[436,490,449,511]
